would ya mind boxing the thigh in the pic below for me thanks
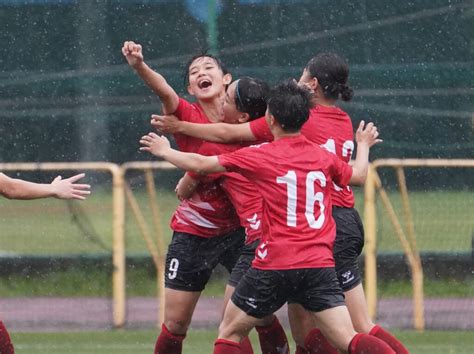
[333,207,364,291]
[164,288,201,334]
[344,283,375,333]
[312,305,356,352]
[287,303,317,346]
[219,298,262,343]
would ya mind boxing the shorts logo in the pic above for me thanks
[245,297,258,309]
[257,242,268,259]
[341,270,354,285]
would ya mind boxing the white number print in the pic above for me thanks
[321,138,354,192]
[277,171,326,229]
[168,258,180,280]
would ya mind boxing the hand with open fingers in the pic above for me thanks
[51,173,91,200]
[121,40,144,68]
[356,120,383,147]
[139,132,171,157]
[150,114,181,134]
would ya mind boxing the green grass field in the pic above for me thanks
[10,329,474,354]
[1,187,472,254]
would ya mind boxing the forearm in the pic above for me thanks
[176,173,199,200]
[161,149,225,174]
[350,143,370,185]
[133,62,179,114]
[0,177,55,200]
[178,122,256,143]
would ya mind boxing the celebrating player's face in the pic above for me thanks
[187,56,229,101]
[222,80,242,124]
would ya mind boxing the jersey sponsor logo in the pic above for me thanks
[257,241,268,259]
[341,270,355,285]
[247,213,261,230]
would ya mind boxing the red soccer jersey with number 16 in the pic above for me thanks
[218,135,353,270]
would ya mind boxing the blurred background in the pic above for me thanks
[0,0,473,352]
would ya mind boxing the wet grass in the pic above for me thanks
[9,329,474,354]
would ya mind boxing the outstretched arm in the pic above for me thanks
[151,114,257,143]
[349,121,382,185]
[122,41,179,114]
[0,173,91,200]
[140,132,225,174]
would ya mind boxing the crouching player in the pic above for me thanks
[140,80,395,353]
[0,172,90,354]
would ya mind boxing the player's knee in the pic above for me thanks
[353,320,375,334]
[164,319,190,335]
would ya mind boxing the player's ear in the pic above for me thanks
[223,73,232,85]
[238,112,250,123]
[309,77,319,92]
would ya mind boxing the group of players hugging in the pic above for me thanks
[0,40,410,354]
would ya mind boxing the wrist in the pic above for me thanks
[132,61,147,71]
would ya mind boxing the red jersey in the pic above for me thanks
[249,105,355,208]
[218,135,353,270]
[170,98,240,237]
[190,141,263,244]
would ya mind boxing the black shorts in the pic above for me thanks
[231,267,345,319]
[165,228,245,292]
[227,240,259,287]
[333,207,365,292]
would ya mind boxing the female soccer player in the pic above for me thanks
[0,172,90,354]
[122,42,251,354]
[176,76,289,354]
[140,80,393,354]
[151,53,408,354]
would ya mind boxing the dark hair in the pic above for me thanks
[305,53,353,101]
[183,51,229,87]
[267,79,312,133]
[234,77,269,120]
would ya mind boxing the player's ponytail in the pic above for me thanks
[340,83,354,101]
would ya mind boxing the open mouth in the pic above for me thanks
[198,80,212,89]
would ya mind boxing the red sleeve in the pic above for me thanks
[218,146,261,176]
[249,117,274,142]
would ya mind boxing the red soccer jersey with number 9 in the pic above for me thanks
[249,105,355,208]
[218,135,353,270]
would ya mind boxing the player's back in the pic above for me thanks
[218,134,353,270]
[301,104,355,207]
